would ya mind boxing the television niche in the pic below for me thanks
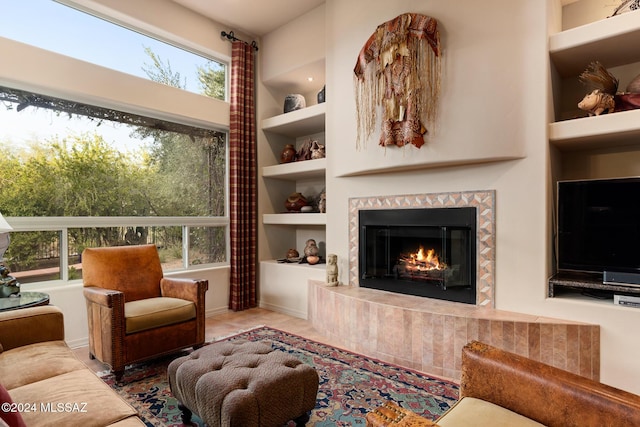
[554,176,640,294]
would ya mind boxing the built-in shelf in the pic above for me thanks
[260,259,326,270]
[262,103,326,137]
[549,109,640,150]
[549,10,640,77]
[262,158,326,180]
[263,213,326,225]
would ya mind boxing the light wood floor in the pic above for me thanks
[74,308,339,373]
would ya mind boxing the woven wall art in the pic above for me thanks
[354,13,442,150]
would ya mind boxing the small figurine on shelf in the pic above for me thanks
[304,239,319,257]
[326,254,339,287]
[318,190,326,213]
[577,61,618,116]
[310,141,325,159]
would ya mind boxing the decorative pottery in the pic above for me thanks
[306,255,320,265]
[285,192,307,212]
[280,144,296,163]
[286,248,299,259]
[317,85,326,104]
[626,73,640,93]
[300,206,314,213]
[304,239,319,257]
[284,94,306,113]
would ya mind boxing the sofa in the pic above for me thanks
[368,340,640,427]
[0,305,144,427]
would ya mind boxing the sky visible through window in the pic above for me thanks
[0,0,224,154]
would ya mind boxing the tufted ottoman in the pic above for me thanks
[167,340,319,427]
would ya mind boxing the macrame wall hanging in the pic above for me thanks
[354,13,442,150]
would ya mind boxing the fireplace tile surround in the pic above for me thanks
[349,190,496,307]
[308,190,600,382]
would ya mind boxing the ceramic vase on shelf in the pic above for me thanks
[304,239,319,257]
[283,94,305,113]
[280,144,296,163]
[284,192,307,212]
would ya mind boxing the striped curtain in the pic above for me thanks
[228,41,257,311]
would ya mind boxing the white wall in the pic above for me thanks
[317,0,640,394]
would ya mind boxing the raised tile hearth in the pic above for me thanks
[308,281,600,382]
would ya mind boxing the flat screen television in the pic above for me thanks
[557,177,640,275]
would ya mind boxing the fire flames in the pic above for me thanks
[403,246,446,272]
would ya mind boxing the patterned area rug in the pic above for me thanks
[99,326,459,426]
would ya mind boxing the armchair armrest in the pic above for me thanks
[83,286,125,308]
[0,305,64,351]
[160,277,208,304]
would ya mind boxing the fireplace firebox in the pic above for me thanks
[359,207,477,304]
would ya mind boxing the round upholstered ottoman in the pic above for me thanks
[167,340,319,427]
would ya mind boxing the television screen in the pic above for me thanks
[557,177,640,274]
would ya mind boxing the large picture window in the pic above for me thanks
[0,87,228,283]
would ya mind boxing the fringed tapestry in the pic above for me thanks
[354,13,442,149]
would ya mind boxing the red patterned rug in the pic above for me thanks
[99,326,459,426]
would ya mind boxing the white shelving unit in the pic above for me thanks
[547,8,640,297]
[259,99,327,319]
[549,10,640,150]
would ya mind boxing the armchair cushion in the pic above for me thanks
[125,297,196,334]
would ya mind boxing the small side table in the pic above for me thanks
[0,291,50,312]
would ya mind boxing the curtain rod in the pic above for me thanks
[221,31,259,51]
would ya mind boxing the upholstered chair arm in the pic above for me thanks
[0,305,65,351]
[83,286,125,308]
[160,278,208,304]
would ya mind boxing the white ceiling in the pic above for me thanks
[171,0,326,37]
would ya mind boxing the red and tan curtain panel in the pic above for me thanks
[229,40,257,311]
[354,13,442,150]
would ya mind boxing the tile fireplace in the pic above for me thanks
[349,190,496,307]
[359,207,476,304]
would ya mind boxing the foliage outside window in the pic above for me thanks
[0,87,227,283]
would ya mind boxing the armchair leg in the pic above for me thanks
[113,369,124,383]
[294,412,311,426]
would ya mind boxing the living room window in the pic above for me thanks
[0,0,227,100]
[0,2,231,285]
[0,86,228,284]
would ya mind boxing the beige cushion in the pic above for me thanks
[10,369,138,427]
[125,297,195,334]
[0,341,86,389]
[437,397,546,427]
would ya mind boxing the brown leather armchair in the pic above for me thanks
[82,244,208,380]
